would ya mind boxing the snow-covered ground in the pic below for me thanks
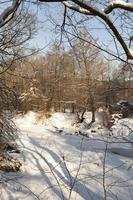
[0,111,133,200]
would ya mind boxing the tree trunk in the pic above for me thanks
[91,106,95,123]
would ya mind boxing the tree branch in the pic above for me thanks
[64,0,133,59]
[104,1,133,14]
[1,0,133,59]
[0,0,21,28]
[63,1,93,15]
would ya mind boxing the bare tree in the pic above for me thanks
[0,3,36,171]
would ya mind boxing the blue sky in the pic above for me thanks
[28,3,63,51]
[0,1,129,61]
[28,2,118,58]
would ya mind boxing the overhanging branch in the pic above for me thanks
[0,0,21,28]
[104,1,133,14]
[0,0,133,59]
[63,0,133,59]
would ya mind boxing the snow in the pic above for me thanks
[113,0,126,4]
[129,48,133,58]
[0,111,133,200]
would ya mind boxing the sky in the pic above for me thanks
[28,3,64,51]
[28,2,118,59]
[0,0,128,63]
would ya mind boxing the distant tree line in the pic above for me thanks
[3,36,133,120]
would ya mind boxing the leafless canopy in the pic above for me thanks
[0,0,133,60]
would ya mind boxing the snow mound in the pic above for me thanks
[14,111,46,130]
[111,118,133,141]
